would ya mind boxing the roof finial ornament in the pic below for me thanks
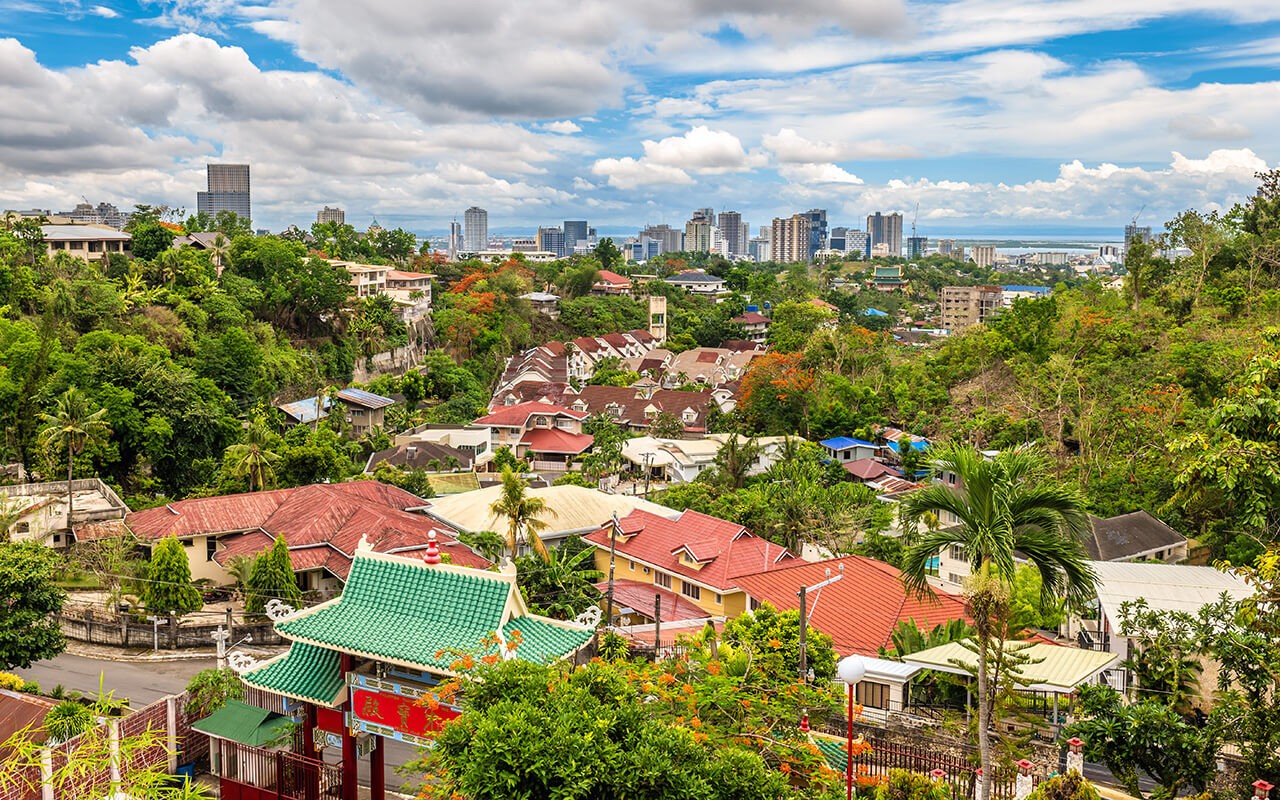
[356,532,371,552]
[423,531,442,564]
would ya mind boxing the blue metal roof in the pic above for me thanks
[861,308,889,317]
[278,396,331,424]
[335,388,396,409]
[1001,285,1052,295]
[819,437,877,450]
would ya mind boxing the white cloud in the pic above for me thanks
[640,126,766,173]
[591,157,694,190]
[778,163,864,184]
[572,176,597,190]
[1168,114,1252,141]
[91,5,120,17]
[542,120,581,134]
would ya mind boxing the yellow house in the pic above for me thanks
[584,508,798,624]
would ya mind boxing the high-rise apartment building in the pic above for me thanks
[866,212,903,257]
[941,285,1003,331]
[640,224,684,254]
[906,236,927,259]
[692,208,714,223]
[563,220,588,252]
[197,163,251,222]
[447,221,463,257]
[318,206,345,225]
[770,215,812,263]
[829,227,848,252]
[717,211,747,256]
[463,207,488,252]
[61,201,130,229]
[1036,251,1069,265]
[846,230,871,259]
[802,209,827,256]
[685,217,713,253]
[937,239,957,257]
[747,236,771,263]
[537,227,566,258]
[972,245,996,269]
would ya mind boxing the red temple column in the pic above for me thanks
[341,653,357,800]
[370,735,385,800]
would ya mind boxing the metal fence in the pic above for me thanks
[56,602,287,650]
[829,732,1043,800]
[214,739,342,800]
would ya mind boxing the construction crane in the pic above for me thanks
[1130,203,1145,229]
[911,202,919,239]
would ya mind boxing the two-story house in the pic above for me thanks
[819,437,879,464]
[385,270,434,321]
[569,386,712,435]
[591,270,633,295]
[42,225,131,263]
[472,401,592,467]
[335,389,396,437]
[731,311,771,343]
[584,508,798,623]
[664,270,728,298]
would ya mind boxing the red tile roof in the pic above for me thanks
[732,556,971,657]
[584,509,797,592]
[386,270,432,281]
[127,482,490,577]
[843,459,903,480]
[520,428,594,454]
[570,386,712,431]
[473,401,588,427]
[594,270,631,287]
[732,311,771,325]
[595,579,709,622]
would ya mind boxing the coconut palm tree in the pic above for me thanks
[714,434,761,489]
[225,419,281,492]
[489,466,557,562]
[38,388,111,540]
[898,444,1096,800]
[0,494,24,543]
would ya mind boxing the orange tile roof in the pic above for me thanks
[732,555,971,656]
[584,508,797,592]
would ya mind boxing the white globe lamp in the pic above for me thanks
[837,655,866,686]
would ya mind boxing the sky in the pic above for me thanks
[3,0,1280,237]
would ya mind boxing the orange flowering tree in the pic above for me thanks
[404,631,850,800]
[738,352,819,436]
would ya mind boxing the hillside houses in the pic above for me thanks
[567,385,713,434]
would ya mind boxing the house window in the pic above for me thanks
[629,560,635,570]
[206,538,217,562]
[16,522,29,534]
[681,581,701,601]
[949,545,966,561]
[643,566,650,574]
[948,573,962,584]
[715,593,722,604]
[856,681,890,709]
[52,533,62,544]
[654,571,672,589]
[534,416,549,428]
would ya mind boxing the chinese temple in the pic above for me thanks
[225,534,595,800]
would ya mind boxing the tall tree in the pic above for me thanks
[899,444,1096,800]
[0,542,67,669]
[489,466,556,562]
[142,536,203,616]
[225,418,281,491]
[37,387,111,539]
[245,535,300,614]
[714,434,761,489]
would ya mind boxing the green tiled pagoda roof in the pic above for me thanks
[242,642,345,707]
[274,552,591,674]
[502,616,593,664]
[812,734,847,771]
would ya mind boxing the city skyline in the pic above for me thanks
[2,2,1279,233]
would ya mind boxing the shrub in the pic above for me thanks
[1026,772,1100,800]
[185,668,246,719]
[873,769,951,800]
[44,701,95,743]
[0,672,24,691]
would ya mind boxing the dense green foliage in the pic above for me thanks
[184,668,246,719]
[0,542,67,669]
[142,536,202,615]
[245,535,300,614]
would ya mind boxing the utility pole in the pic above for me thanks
[798,585,808,682]
[605,512,619,628]
[643,452,653,498]
[653,595,662,660]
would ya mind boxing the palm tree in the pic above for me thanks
[714,434,762,489]
[489,466,557,562]
[899,444,1096,800]
[225,419,281,492]
[37,388,111,540]
[517,545,605,620]
[0,494,24,543]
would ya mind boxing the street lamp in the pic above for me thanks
[837,655,866,800]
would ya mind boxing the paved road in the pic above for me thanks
[13,653,216,708]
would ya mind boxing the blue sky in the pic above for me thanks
[2,0,1280,237]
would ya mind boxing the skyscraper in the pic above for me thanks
[563,220,588,252]
[906,236,927,259]
[692,207,714,223]
[640,224,684,254]
[846,231,871,259]
[972,245,996,269]
[685,216,712,253]
[802,209,827,255]
[463,207,488,252]
[537,227,566,258]
[866,212,903,257]
[1124,224,1152,252]
[770,215,812,263]
[448,221,463,257]
[197,163,251,222]
[717,211,747,256]
[317,206,345,225]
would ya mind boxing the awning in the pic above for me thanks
[901,639,1118,693]
[191,699,293,747]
